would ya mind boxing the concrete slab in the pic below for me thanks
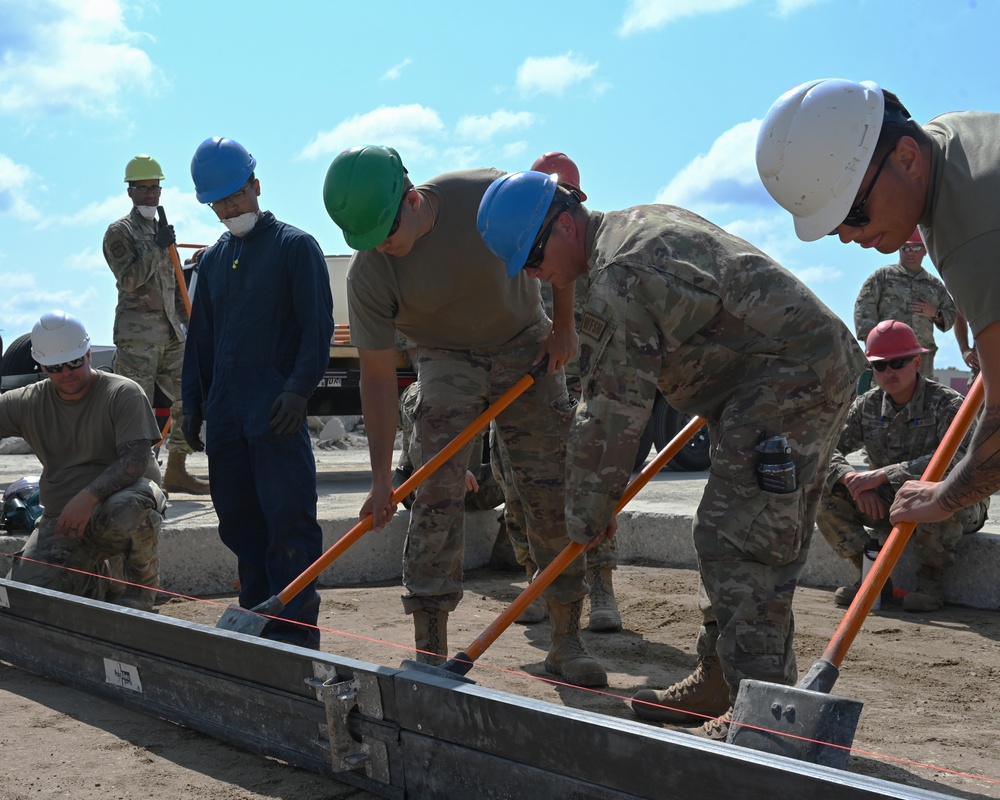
[2,447,999,609]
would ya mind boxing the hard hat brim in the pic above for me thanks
[344,220,394,252]
[195,167,254,204]
[32,343,90,366]
[793,199,857,242]
[867,346,930,362]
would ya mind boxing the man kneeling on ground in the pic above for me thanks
[817,320,987,613]
[2,311,166,610]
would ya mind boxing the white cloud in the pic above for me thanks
[619,0,751,35]
[515,52,600,97]
[299,104,445,161]
[500,141,529,162]
[0,155,40,220]
[793,264,844,284]
[0,0,160,116]
[45,194,131,229]
[456,110,535,142]
[65,246,108,274]
[655,119,768,213]
[381,58,412,81]
[0,273,103,337]
[43,186,199,227]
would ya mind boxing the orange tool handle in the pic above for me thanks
[275,370,543,606]
[458,415,707,664]
[823,374,984,667]
[169,243,192,317]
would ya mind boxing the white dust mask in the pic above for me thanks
[136,205,158,220]
[222,211,259,237]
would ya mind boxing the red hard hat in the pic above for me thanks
[865,320,929,361]
[529,151,587,201]
[905,229,924,246]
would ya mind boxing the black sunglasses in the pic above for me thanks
[871,356,915,372]
[828,144,896,234]
[41,356,85,374]
[524,204,570,273]
[900,245,925,254]
[386,187,410,240]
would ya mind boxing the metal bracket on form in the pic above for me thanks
[309,665,389,782]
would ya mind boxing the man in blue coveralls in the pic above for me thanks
[183,137,334,649]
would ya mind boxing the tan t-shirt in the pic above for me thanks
[347,168,544,351]
[0,371,162,516]
[920,111,1000,337]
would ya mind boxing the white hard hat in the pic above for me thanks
[30,311,91,366]
[756,78,885,242]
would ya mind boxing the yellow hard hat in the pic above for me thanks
[124,154,164,183]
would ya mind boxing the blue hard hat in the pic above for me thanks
[477,171,558,278]
[190,137,257,204]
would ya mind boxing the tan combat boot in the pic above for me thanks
[689,707,735,741]
[630,653,731,723]
[544,598,607,687]
[413,609,448,665]
[587,565,622,632]
[516,563,547,625]
[903,566,945,612]
[163,452,211,495]
[834,553,893,607]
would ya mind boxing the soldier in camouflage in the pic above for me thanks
[324,146,606,687]
[854,230,956,380]
[102,155,209,496]
[817,320,987,613]
[478,171,868,741]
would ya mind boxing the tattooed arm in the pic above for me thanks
[55,439,153,538]
[890,319,1000,523]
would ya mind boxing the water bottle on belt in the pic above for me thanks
[756,434,796,494]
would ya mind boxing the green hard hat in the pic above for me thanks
[323,145,407,250]
[124,154,164,183]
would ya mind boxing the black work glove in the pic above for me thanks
[155,223,176,249]
[269,391,308,436]
[182,411,205,452]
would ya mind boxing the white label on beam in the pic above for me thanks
[0,586,8,608]
[104,658,143,693]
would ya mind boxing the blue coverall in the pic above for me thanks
[183,211,334,648]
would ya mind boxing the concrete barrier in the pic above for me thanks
[3,449,999,609]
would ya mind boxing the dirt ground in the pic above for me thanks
[5,563,1000,800]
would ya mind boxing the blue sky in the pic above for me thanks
[1,0,996,371]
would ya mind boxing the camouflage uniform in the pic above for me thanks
[397,380,504,511]
[11,479,166,610]
[103,207,190,454]
[568,206,867,699]
[854,263,957,379]
[402,316,580,612]
[496,277,619,573]
[817,374,988,570]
